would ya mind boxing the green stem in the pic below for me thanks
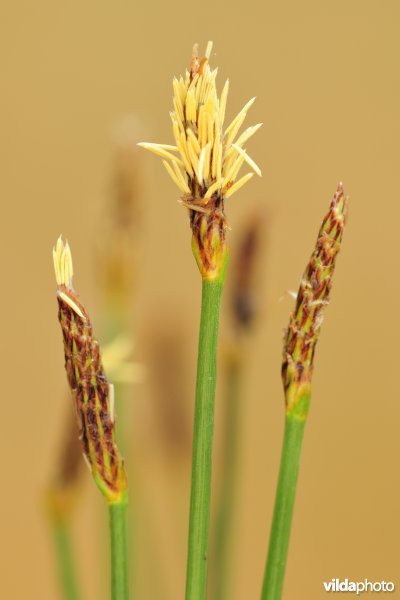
[261,414,307,600]
[185,278,224,600]
[109,500,129,600]
[52,517,81,600]
[212,353,242,600]
[101,308,136,598]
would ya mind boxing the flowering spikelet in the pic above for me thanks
[282,184,348,418]
[139,42,261,280]
[53,237,127,504]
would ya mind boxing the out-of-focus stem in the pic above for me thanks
[109,499,129,600]
[46,405,84,600]
[213,351,242,600]
[102,314,128,452]
[52,517,82,600]
[185,278,224,600]
[212,212,264,600]
[100,311,133,595]
[261,413,307,600]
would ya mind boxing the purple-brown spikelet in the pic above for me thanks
[53,238,127,504]
[282,184,348,417]
[231,212,264,331]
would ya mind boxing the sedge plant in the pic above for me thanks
[261,184,348,599]
[139,41,261,600]
[47,137,142,600]
[53,237,129,600]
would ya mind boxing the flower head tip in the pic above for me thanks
[53,236,73,288]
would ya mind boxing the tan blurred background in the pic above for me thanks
[2,1,400,598]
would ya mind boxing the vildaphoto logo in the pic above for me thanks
[323,579,395,594]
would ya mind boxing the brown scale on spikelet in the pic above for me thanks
[282,184,348,414]
[53,237,127,504]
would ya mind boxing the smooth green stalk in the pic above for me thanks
[101,302,136,598]
[113,377,135,599]
[212,353,242,600]
[52,517,81,600]
[185,278,224,600]
[109,499,129,600]
[261,411,308,600]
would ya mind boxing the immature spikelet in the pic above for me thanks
[231,212,265,332]
[282,184,348,415]
[139,42,261,280]
[97,117,143,311]
[53,237,127,504]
